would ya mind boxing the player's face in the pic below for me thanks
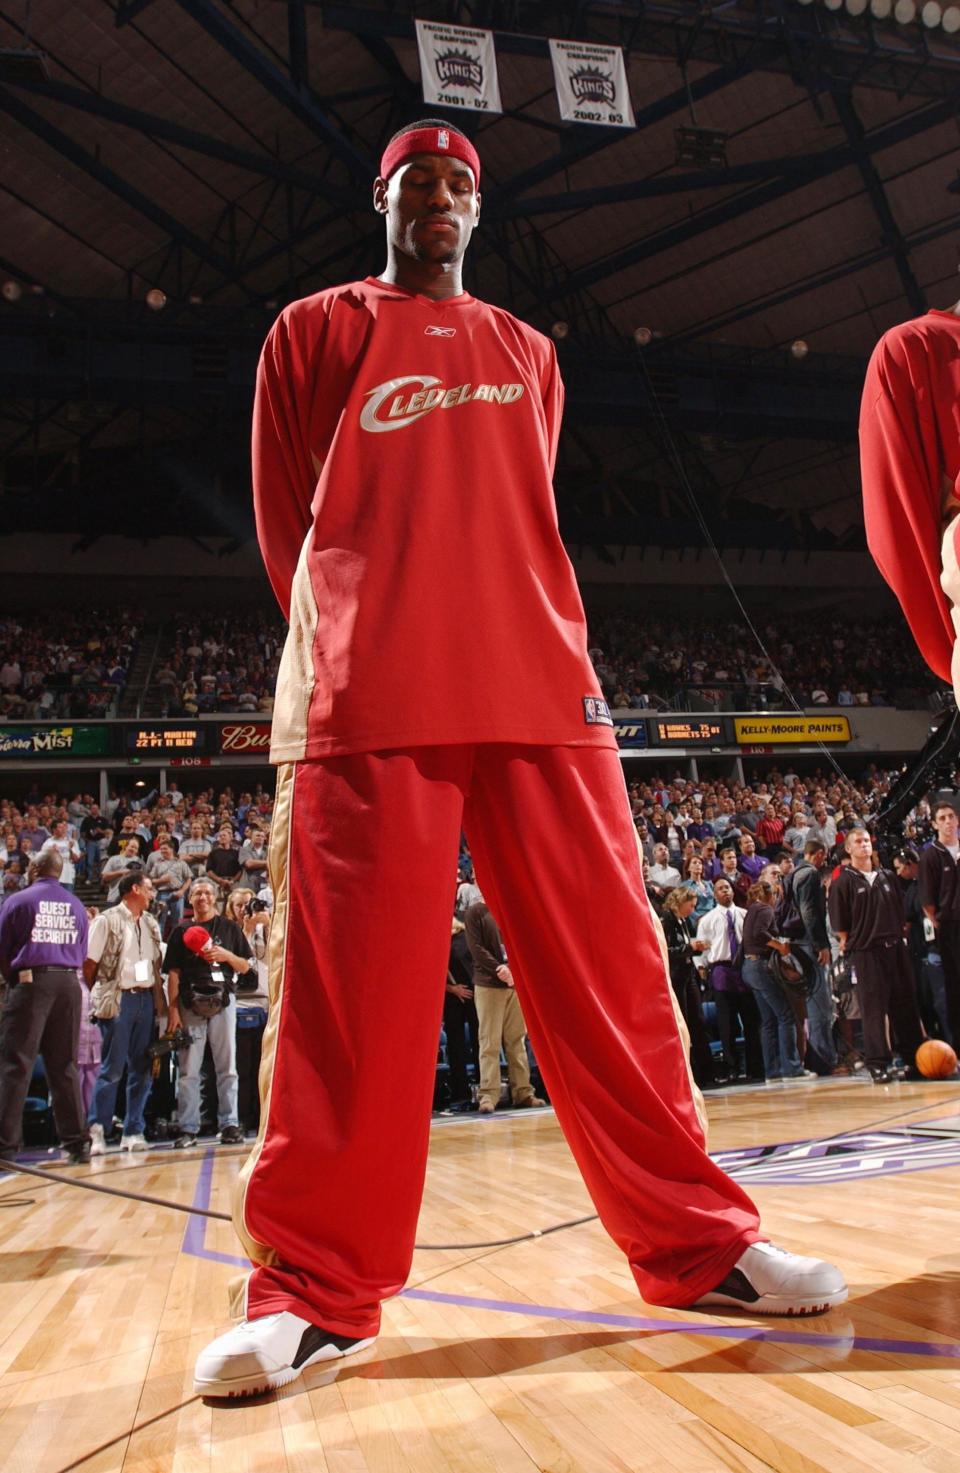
[375,155,480,266]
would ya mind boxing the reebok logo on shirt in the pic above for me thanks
[360,375,524,433]
[424,325,456,338]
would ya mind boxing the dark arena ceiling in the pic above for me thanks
[1,0,959,550]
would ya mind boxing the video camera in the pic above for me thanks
[147,1026,193,1077]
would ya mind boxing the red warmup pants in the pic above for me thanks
[233,745,761,1338]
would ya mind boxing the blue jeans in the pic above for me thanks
[90,990,155,1134]
[741,957,804,1079]
[176,996,238,1135]
[160,893,185,930]
[82,839,101,881]
[796,946,837,1069]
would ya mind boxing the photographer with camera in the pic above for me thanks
[164,879,253,1148]
[226,888,271,1133]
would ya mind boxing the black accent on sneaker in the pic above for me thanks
[219,1125,245,1144]
[175,1133,199,1148]
[704,1267,761,1304]
[67,1144,91,1165]
[292,1325,366,1370]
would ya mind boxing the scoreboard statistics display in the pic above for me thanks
[126,726,209,754]
[650,718,729,747]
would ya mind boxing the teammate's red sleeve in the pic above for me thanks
[859,333,954,683]
[252,310,319,619]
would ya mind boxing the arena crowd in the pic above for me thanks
[0,612,138,720]
[128,606,938,716]
[0,751,955,1159]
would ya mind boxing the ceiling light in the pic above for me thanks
[632,326,654,346]
[551,321,570,339]
[824,0,844,11]
[870,0,893,16]
[944,3,960,26]
[1,280,22,303]
[894,0,917,21]
[845,0,869,14]
[790,339,809,359]
[922,0,942,21]
[145,288,167,311]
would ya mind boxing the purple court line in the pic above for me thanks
[182,1150,960,1361]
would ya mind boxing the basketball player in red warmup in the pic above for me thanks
[194,120,846,1399]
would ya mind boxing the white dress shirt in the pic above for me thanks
[695,903,746,964]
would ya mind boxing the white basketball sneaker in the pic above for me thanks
[89,1123,106,1156]
[119,1134,149,1152]
[194,1311,375,1398]
[692,1242,848,1316]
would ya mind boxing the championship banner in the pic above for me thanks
[415,19,502,114]
[549,39,635,128]
[734,715,852,746]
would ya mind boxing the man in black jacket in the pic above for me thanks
[792,841,843,1074]
[828,829,924,1082]
[918,799,960,1046]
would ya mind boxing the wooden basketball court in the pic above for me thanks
[2,1078,960,1473]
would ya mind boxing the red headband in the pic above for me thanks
[380,125,480,186]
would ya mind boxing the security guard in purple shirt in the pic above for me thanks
[0,849,90,1164]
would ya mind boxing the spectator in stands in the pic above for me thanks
[660,889,715,1088]
[0,849,91,1164]
[791,841,843,1074]
[40,819,80,892]
[239,827,270,888]
[146,840,193,932]
[229,888,271,1134]
[741,878,816,1082]
[755,803,785,858]
[718,845,750,906]
[205,825,242,906]
[695,878,763,1082]
[456,867,482,915]
[648,842,681,893]
[108,814,140,856]
[830,829,925,1082]
[101,839,143,905]
[78,803,110,885]
[443,915,479,1110]
[464,898,544,1115]
[18,814,49,857]
[919,799,960,1050]
[680,855,714,922]
[807,801,837,853]
[85,872,165,1153]
[737,832,765,885]
[179,819,212,879]
[164,879,254,1147]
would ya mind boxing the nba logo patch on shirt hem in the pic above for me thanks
[583,696,613,726]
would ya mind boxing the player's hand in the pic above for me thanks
[449,983,473,1002]
[496,964,514,987]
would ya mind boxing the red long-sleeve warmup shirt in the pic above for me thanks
[859,309,960,687]
[254,277,615,763]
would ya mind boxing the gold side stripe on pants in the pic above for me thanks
[231,760,296,1283]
